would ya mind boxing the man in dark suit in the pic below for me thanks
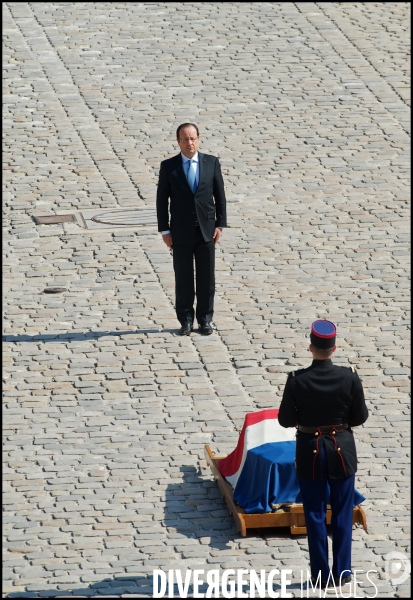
[278,320,368,591]
[156,123,227,335]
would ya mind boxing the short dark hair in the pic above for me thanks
[312,346,335,358]
[176,122,199,140]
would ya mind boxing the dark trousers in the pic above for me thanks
[298,444,355,582]
[172,226,215,326]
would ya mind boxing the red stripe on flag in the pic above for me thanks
[218,409,279,477]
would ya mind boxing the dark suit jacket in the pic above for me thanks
[156,152,227,244]
[278,360,368,480]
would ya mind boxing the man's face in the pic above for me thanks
[177,126,200,158]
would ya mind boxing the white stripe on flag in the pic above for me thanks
[225,419,296,488]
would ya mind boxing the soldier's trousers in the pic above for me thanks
[298,445,355,582]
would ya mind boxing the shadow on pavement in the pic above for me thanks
[4,466,306,597]
[2,329,181,343]
[163,465,237,549]
[5,574,154,597]
[5,575,304,598]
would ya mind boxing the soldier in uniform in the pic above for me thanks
[278,320,368,589]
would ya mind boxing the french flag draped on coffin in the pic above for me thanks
[218,409,365,514]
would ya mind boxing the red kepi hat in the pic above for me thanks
[310,320,336,349]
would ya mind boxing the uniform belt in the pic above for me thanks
[297,423,348,434]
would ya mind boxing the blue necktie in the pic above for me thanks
[186,159,197,193]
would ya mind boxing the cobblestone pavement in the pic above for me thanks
[3,2,410,597]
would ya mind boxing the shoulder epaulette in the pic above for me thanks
[291,371,295,377]
[350,366,356,373]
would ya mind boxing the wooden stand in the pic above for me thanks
[204,444,367,537]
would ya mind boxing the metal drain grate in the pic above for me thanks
[34,214,76,225]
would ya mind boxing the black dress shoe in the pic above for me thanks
[179,323,193,336]
[199,323,213,335]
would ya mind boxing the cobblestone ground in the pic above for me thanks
[3,2,410,598]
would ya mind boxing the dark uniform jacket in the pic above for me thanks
[156,152,227,244]
[278,359,368,480]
